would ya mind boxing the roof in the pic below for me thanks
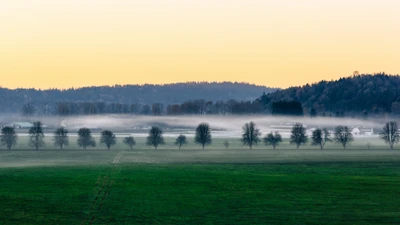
[12,122,34,127]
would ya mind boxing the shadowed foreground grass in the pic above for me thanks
[0,163,399,224]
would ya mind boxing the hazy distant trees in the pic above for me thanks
[146,127,165,150]
[123,136,136,150]
[152,103,165,116]
[240,122,261,150]
[223,140,230,149]
[53,127,69,150]
[0,127,17,150]
[174,135,187,150]
[310,108,317,117]
[195,123,212,149]
[333,126,354,149]
[29,121,45,150]
[290,123,308,149]
[22,103,36,117]
[311,128,331,150]
[100,130,116,150]
[263,132,282,150]
[77,128,96,150]
[380,121,399,150]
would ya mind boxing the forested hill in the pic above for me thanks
[0,82,276,112]
[259,73,400,115]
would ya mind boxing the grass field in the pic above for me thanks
[0,162,400,225]
[1,137,400,224]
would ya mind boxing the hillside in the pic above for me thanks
[259,73,400,116]
[0,82,276,113]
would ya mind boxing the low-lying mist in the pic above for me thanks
[0,114,388,138]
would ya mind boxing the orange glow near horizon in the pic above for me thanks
[1,0,399,89]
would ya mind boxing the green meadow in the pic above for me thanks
[0,162,400,225]
[1,136,400,224]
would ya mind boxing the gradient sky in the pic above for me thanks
[1,0,399,89]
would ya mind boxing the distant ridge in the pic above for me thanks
[259,73,400,115]
[0,82,277,113]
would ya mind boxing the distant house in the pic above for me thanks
[10,122,34,129]
[352,126,374,136]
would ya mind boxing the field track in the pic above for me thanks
[82,150,125,225]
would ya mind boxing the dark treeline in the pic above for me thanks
[22,99,264,116]
[260,73,400,116]
[0,82,275,113]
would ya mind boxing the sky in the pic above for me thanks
[1,0,399,89]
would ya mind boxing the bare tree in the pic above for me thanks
[77,128,96,150]
[380,121,399,150]
[0,127,18,150]
[263,132,282,150]
[240,122,261,150]
[22,103,36,117]
[290,123,308,149]
[100,130,116,150]
[194,123,212,149]
[29,121,45,150]
[53,127,69,150]
[175,134,187,150]
[311,128,331,150]
[146,127,165,150]
[123,136,136,150]
[333,126,354,149]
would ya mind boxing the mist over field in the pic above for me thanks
[0,114,386,137]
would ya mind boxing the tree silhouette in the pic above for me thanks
[194,123,212,149]
[380,121,399,150]
[311,128,331,150]
[22,103,36,117]
[263,132,282,150]
[53,127,69,150]
[240,122,261,150]
[29,121,45,150]
[333,126,354,149]
[0,127,18,150]
[123,136,136,150]
[77,128,96,150]
[290,123,308,149]
[146,127,165,150]
[100,130,116,150]
[173,134,187,150]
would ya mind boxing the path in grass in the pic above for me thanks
[81,150,125,225]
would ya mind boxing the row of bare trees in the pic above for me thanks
[238,121,399,150]
[1,121,399,150]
